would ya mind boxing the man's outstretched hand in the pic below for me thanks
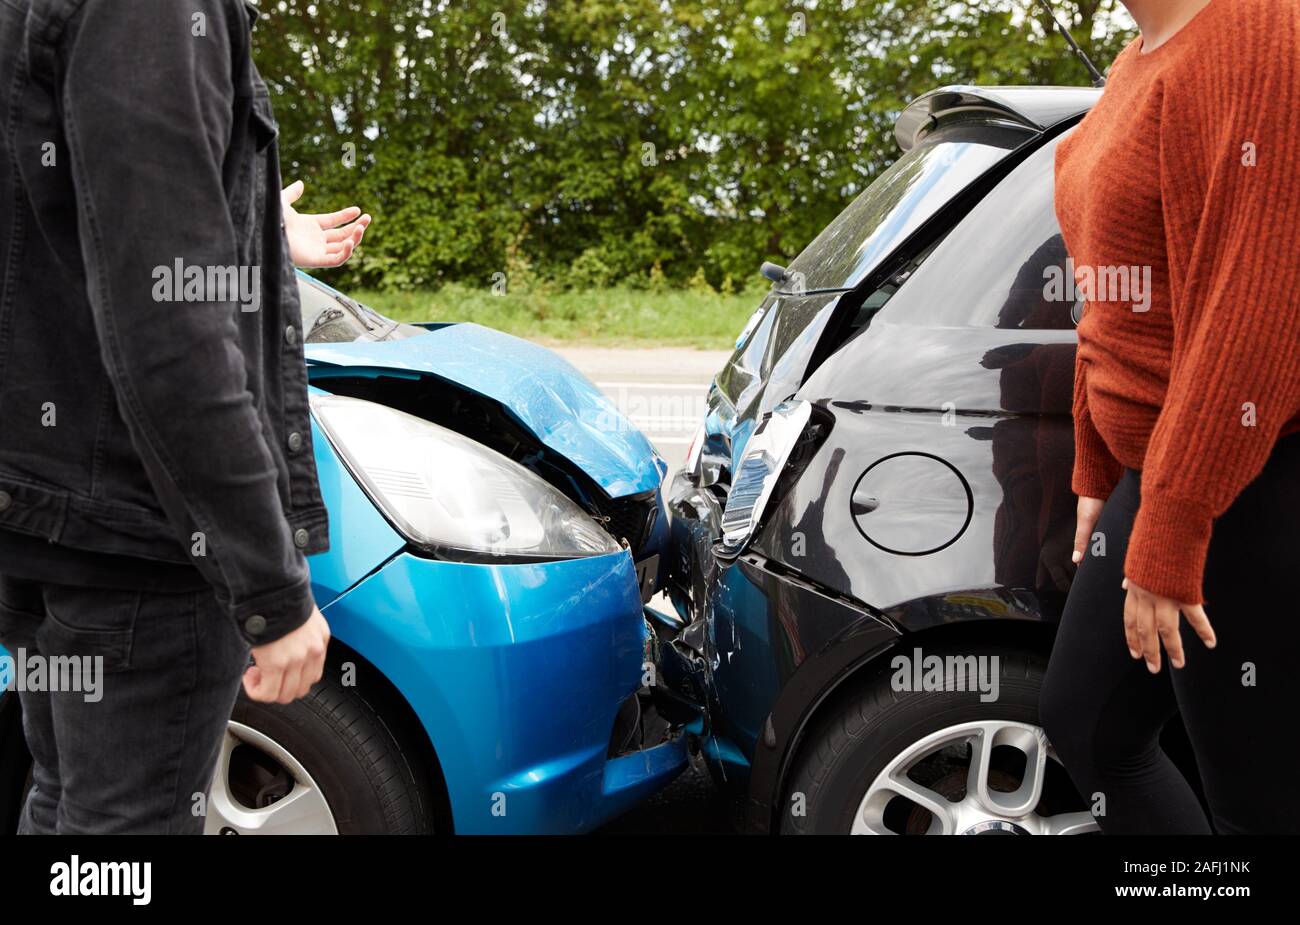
[281,180,371,269]
[243,606,331,704]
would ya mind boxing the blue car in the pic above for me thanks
[0,272,688,835]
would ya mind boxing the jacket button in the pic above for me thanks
[293,528,310,548]
[0,490,10,511]
[287,431,303,452]
[285,325,298,346]
[245,614,267,636]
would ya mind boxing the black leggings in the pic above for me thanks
[1040,432,1300,834]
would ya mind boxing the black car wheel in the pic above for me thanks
[780,645,1096,835]
[212,670,439,835]
[1,667,438,834]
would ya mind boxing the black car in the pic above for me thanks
[658,85,1203,835]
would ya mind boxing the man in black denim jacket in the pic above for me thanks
[0,0,355,832]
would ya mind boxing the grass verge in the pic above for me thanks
[352,283,762,349]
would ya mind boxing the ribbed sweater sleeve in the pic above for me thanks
[1072,353,1123,500]
[1126,28,1300,604]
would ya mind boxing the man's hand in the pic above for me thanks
[243,606,330,704]
[281,180,371,269]
[1072,495,1105,564]
[1121,578,1216,673]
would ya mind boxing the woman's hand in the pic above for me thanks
[1072,495,1105,564]
[281,180,371,269]
[1121,578,1216,673]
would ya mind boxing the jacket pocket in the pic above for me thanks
[250,91,278,152]
[229,93,278,233]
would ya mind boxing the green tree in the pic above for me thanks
[252,0,1135,291]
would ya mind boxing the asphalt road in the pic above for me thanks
[597,764,737,835]
[551,346,730,476]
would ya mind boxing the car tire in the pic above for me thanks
[1,661,439,835]
[213,665,439,835]
[779,644,1094,835]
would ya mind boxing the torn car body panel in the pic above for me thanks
[305,322,663,499]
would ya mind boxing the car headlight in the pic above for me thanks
[719,400,813,555]
[312,394,621,560]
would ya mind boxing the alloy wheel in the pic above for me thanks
[852,720,1097,835]
[204,720,338,835]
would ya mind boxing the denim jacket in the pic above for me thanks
[0,0,328,643]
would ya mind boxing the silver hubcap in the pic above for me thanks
[204,721,338,835]
[852,720,1098,835]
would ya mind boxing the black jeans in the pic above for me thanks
[1041,434,1300,834]
[0,576,248,834]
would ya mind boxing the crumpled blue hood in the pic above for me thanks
[305,324,662,498]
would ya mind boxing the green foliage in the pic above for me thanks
[568,248,619,289]
[257,1,1135,292]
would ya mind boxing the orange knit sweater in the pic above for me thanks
[1055,0,1300,605]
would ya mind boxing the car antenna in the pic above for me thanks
[1034,0,1106,88]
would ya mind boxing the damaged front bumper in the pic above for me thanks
[653,472,744,779]
[322,541,695,834]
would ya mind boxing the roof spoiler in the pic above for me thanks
[894,85,1101,152]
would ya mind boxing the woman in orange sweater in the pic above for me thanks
[1041,0,1300,834]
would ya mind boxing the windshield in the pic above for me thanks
[296,276,427,344]
[709,119,1047,453]
[784,121,1030,292]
